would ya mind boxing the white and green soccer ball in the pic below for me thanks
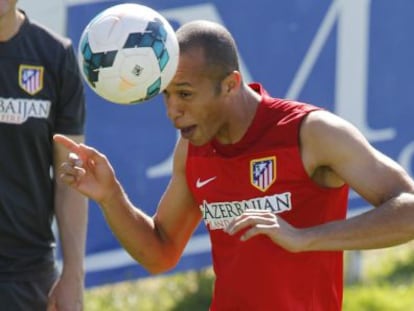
[78,3,179,104]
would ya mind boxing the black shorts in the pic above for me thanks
[0,270,58,311]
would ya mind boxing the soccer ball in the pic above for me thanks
[78,3,179,104]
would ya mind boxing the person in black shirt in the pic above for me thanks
[0,1,87,310]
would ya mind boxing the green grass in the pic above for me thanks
[85,269,213,311]
[342,242,414,311]
[85,241,414,310]
[344,284,414,311]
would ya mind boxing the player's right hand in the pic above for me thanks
[53,134,122,207]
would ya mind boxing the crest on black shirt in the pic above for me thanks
[19,65,44,95]
[250,156,276,192]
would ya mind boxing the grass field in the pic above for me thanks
[85,241,414,310]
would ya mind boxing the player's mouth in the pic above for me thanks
[180,125,197,139]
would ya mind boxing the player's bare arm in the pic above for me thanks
[54,134,201,274]
[152,138,202,271]
[226,110,414,251]
[49,134,87,311]
[300,110,414,250]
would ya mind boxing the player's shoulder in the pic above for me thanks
[25,16,72,49]
[175,138,189,159]
[172,138,189,173]
[302,110,351,131]
[300,109,363,150]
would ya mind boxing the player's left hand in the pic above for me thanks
[225,209,304,252]
[47,273,83,311]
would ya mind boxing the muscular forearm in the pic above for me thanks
[302,192,414,251]
[99,183,176,274]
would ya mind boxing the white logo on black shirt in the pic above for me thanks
[0,97,51,124]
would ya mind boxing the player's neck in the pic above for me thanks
[0,9,24,42]
[215,84,261,145]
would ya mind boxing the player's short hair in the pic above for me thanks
[176,20,240,93]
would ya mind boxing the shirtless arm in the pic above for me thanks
[226,110,414,251]
[298,110,414,250]
[54,135,201,273]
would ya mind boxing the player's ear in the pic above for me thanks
[222,71,241,94]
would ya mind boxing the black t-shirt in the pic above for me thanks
[0,12,85,280]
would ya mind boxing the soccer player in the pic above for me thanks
[0,1,87,310]
[55,20,414,310]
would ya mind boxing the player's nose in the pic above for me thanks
[165,97,185,121]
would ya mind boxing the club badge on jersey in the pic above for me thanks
[250,156,276,192]
[18,65,44,95]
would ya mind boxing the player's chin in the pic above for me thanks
[185,133,211,147]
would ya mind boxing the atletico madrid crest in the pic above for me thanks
[250,156,276,192]
[19,65,44,95]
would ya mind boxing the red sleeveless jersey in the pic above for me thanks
[186,83,349,311]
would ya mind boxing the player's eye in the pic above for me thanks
[179,91,191,98]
